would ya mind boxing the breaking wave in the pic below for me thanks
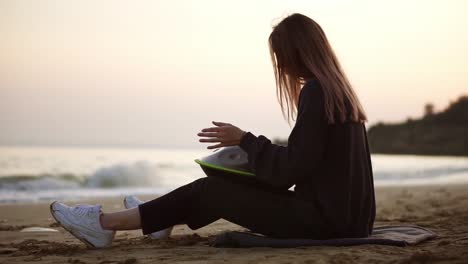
[86,161,159,188]
[0,161,161,191]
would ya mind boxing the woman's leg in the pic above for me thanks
[100,207,141,230]
[99,176,218,232]
[137,176,321,238]
[51,175,321,249]
[100,174,291,231]
[98,176,242,231]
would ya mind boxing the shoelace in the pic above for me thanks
[72,204,100,217]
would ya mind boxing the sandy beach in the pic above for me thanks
[1,184,467,264]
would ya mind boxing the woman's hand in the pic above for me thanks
[197,121,246,150]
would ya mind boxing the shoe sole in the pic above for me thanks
[49,201,98,249]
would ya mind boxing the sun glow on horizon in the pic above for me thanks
[1,0,467,148]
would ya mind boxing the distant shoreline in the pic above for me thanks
[275,95,468,157]
[274,136,468,157]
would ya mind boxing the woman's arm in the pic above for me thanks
[239,82,328,188]
[197,81,328,188]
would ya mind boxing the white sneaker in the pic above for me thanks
[50,201,115,248]
[123,195,173,239]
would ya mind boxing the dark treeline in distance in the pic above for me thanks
[272,95,468,156]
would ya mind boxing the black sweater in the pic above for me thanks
[239,79,376,238]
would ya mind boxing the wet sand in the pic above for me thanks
[1,184,468,263]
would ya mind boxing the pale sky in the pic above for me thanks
[1,0,467,149]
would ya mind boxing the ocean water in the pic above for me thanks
[0,146,467,203]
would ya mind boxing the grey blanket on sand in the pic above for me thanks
[210,225,437,248]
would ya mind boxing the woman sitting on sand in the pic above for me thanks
[50,13,376,248]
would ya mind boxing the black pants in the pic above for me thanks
[138,175,322,238]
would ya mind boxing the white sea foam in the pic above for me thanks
[85,161,160,188]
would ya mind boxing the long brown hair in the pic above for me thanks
[269,13,367,125]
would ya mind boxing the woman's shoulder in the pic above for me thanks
[299,79,324,105]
